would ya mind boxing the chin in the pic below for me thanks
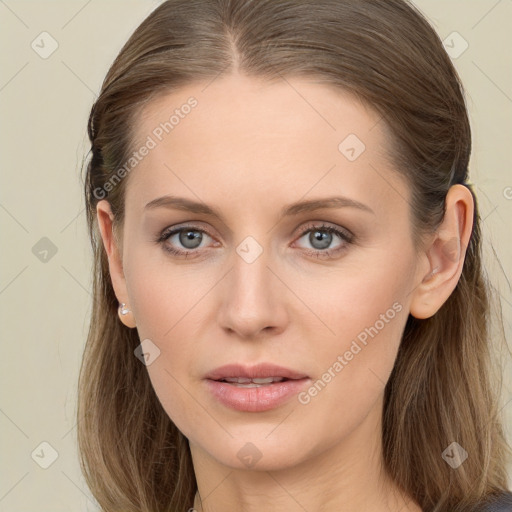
[190,428,323,473]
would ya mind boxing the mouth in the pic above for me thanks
[204,363,310,412]
[213,376,293,388]
[204,362,309,383]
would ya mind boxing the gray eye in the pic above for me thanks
[177,230,203,249]
[308,230,333,250]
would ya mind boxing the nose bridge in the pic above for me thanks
[231,234,273,309]
[217,233,286,337]
[234,237,268,292]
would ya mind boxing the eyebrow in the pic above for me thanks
[144,194,375,222]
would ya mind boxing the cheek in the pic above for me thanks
[292,249,414,407]
[302,284,406,402]
[294,248,413,348]
[123,250,218,434]
[126,271,208,435]
[124,237,209,339]
[126,259,208,373]
[289,285,409,456]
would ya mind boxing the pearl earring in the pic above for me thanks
[118,302,136,328]
[119,303,131,315]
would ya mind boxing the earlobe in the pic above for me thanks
[96,200,137,329]
[118,302,137,329]
[409,184,474,319]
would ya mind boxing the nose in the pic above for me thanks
[216,247,289,340]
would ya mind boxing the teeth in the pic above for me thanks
[223,377,251,383]
[252,377,283,384]
[222,377,285,384]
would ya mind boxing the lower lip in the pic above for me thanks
[205,378,310,412]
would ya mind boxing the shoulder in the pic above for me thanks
[472,491,512,512]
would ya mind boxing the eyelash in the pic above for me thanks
[155,222,353,259]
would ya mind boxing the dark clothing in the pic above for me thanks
[473,491,512,512]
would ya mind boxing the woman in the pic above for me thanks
[78,1,512,510]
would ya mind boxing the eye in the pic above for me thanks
[155,222,353,260]
[293,222,353,259]
[156,224,217,258]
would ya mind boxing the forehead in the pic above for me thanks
[125,74,407,222]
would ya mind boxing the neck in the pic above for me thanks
[190,395,421,512]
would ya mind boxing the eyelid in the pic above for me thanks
[157,222,351,244]
[157,222,216,242]
[295,221,353,241]
[156,220,354,258]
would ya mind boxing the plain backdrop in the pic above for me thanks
[1,1,511,510]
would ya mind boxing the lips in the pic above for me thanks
[204,363,309,382]
[204,363,310,412]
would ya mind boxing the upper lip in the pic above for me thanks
[205,363,309,381]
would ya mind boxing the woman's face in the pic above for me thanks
[101,74,429,471]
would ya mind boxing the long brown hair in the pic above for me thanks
[78,1,511,510]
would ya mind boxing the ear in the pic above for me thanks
[96,200,137,328]
[409,184,474,319]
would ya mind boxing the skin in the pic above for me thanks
[97,73,474,512]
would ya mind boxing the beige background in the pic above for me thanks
[0,1,511,510]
